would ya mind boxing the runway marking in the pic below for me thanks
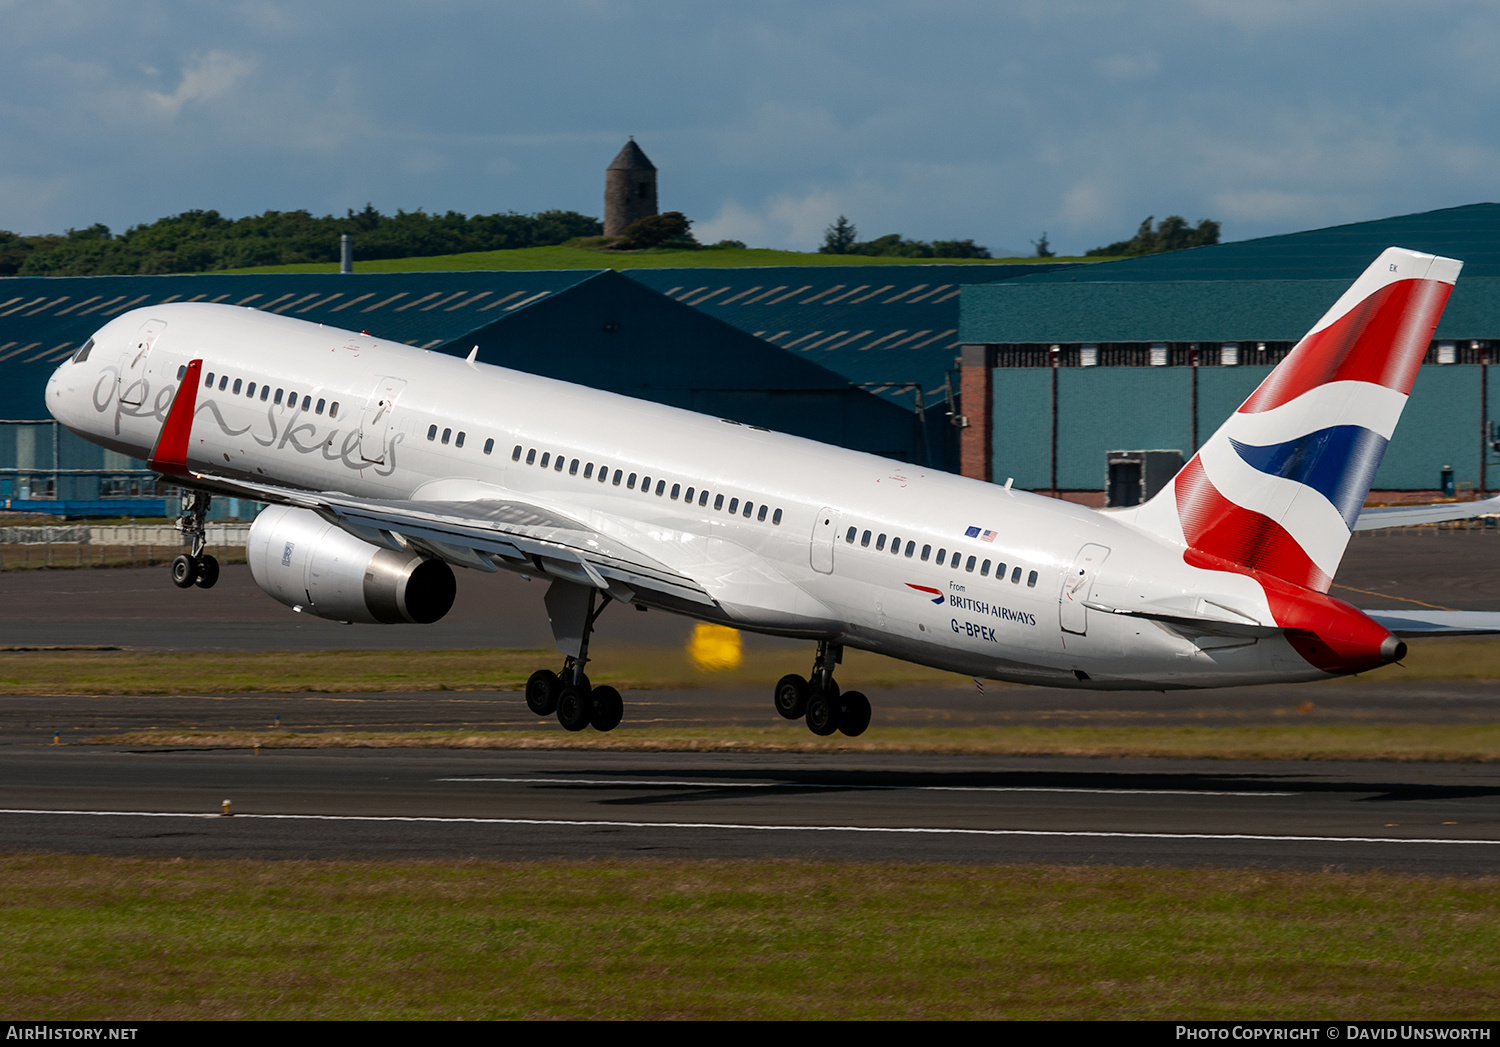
[434,776,1296,797]
[0,809,1493,846]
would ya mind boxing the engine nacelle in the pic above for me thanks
[248,504,456,624]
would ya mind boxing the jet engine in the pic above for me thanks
[247,504,456,624]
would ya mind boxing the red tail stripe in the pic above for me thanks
[1238,278,1451,414]
[1175,455,1331,592]
[147,359,201,476]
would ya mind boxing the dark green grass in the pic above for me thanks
[2,857,1496,1019]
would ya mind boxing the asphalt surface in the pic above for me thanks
[1,747,1496,872]
[0,529,1497,870]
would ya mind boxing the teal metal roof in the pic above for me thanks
[961,204,1500,345]
[0,271,598,417]
[628,264,1074,395]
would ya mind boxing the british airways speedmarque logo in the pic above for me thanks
[906,583,944,604]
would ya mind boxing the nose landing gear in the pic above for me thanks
[773,641,871,737]
[169,490,218,589]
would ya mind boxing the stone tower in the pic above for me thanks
[604,138,658,237]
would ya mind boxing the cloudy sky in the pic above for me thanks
[1,0,1496,255]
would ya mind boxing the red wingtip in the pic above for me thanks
[147,359,202,475]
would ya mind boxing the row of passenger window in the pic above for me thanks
[844,525,1039,587]
[425,423,499,455]
[512,444,784,525]
[194,366,340,419]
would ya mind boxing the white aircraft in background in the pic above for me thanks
[43,247,1497,736]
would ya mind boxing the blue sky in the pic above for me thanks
[1,0,1496,255]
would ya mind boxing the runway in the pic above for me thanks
[1,746,1497,872]
[0,533,1497,872]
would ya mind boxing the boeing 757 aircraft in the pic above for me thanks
[43,248,1494,736]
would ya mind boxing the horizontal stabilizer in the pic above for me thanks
[1364,610,1500,637]
[1354,495,1500,530]
[1084,598,1281,639]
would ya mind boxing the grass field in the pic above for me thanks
[2,856,1495,1019]
[226,244,1096,274]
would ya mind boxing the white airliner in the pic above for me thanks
[43,248,1495,736]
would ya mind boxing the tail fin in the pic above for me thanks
[1130,247,1461,592]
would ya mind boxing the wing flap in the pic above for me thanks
[1354,495,1500,530]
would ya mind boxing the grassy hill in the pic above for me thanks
[227,244,1097,274]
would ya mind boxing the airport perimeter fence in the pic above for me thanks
[0,523,251,571]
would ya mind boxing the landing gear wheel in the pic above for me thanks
[170,554,197,589]
[193,554,220,589]
[525,670,560,716]
[837,691,871,737]
[556,686,593,732]
[773,674,810,720]
[805,690,841,736]
[590,685,623,732]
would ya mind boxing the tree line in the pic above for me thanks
[0,205,603,277]
[819,217,991,259]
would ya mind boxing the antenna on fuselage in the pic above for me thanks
[466,345,479,364]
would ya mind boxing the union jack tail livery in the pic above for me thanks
[1133,247,1462,593]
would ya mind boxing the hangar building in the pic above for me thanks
[957,203,1500,501]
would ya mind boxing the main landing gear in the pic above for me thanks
[169,490,219,590]
[773,640,871,737]
[522,580,623,733]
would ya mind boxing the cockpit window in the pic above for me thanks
[72,340,93,364]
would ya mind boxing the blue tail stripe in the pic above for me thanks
[1229,425,1389,529]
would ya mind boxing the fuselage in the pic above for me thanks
[46,302,1384,690]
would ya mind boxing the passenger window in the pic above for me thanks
[685,486,695,503]
[861,530,871,547]
[316,399,326,415]
[846,527,857,543]
[526,449,536,465]
[260,386,270,402]
[905,541,915,557]
[980,560,991,576]
[584,463,593,479]
[714,494,724,510]
[671,483,680,500]
[628,473,637,489]
[876,534,886,551]
[1012,566,1022,583]
[699,490,709,506]
[728,498,739,514]
[483,439,494,455]
[177,364,186,381]
[329,402,338,418]
[772,508,782,525]
[219,376,228,391]
[757,505,767,522]
[247,382,256,397]
[614,470,623,486]
[966,555,976,572]
[1027,570,1038,588]
[232,379,242,394]
[441,428,451,445]
[921,544,931,561]
[937,549,946,565]
[996,563,1007,578]
[205,372,215,388]
[540,452,550,468]
[288,390,297,405]
[456,432,465,448]
[275,389,284,404]
[655,479,665,495]
[891,536,900,553]
[427,424,438,441]
[743,501,753,518]
[302,395,311,411]
[555,456,564,472]
[569,458,578,475]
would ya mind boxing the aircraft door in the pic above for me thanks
[359,377,406,464]
[810,508,839,574]
[1059,543,1110,635]
[117,319,167,406]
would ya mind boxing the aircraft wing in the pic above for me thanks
[183,470,717,609]
[1363,610,1500,637]
[1353,495,1500,530]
